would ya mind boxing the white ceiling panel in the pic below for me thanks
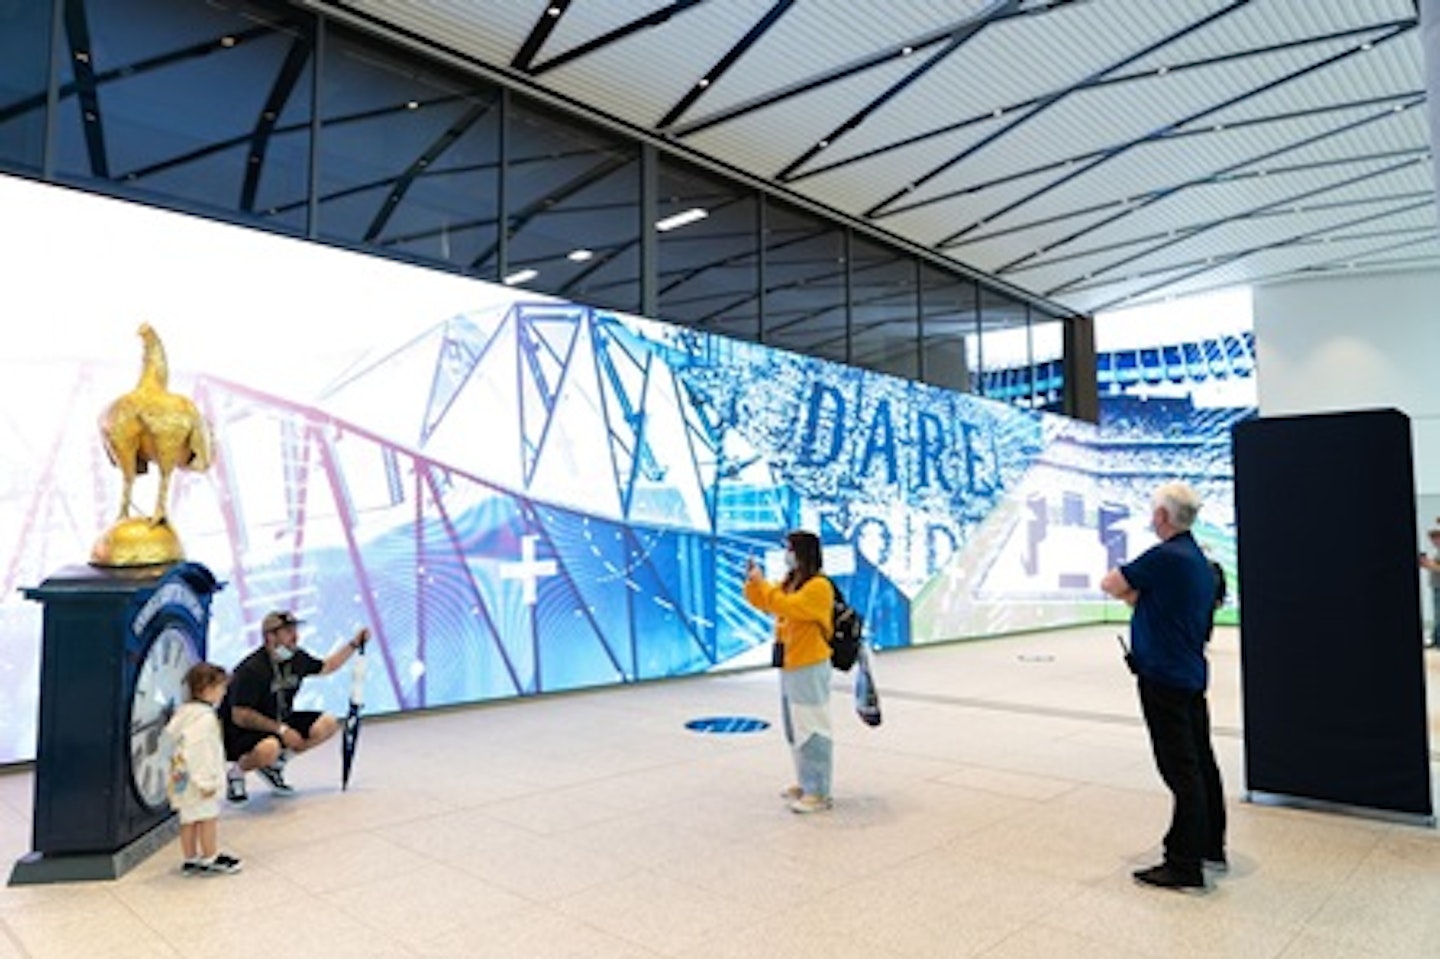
[537,0,777,127]
[680,56,921,179]
[1201,35,1424,128]
[334,0,548,68]
[1126,0,1411,75]
[684,0,997,117]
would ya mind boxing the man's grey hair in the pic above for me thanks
[1152,481,1201,531]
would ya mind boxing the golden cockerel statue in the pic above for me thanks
[91,323,213,566]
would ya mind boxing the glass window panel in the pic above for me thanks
[849,236,918,380]
[317,25,501,279]
[54,0,313,232]
[762,199,846,364]
[656,157,759,343]
[919,264,977,393]
[506,97,640,313]
[0,0,53,173]
[974,289,1030,407]
[1032,318,1065,412]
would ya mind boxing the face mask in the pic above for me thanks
[783,550,797,571]
[272,645,294,663]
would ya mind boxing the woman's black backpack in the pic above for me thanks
[826,579,864,671]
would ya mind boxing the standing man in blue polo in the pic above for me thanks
[1102,480,1226,890]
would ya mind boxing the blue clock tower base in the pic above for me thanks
[10,561,220,886]
[9,816,179,885]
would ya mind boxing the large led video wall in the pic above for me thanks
[0,173,1241,764]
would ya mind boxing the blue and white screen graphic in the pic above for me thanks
[0,173,1246,764]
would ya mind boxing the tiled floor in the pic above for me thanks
[1,624,1438,958]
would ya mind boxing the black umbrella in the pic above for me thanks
[341,640,367,791]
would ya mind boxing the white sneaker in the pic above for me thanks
[225,766,248,804]
[789,795,833,814]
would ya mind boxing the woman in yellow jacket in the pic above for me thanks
[744,530,835,813]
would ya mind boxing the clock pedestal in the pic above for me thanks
[10,561,220,885]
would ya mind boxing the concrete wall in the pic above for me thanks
[1253,269,1440,629]
[1253,269,1440,500]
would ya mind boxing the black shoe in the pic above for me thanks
[1133,863,1204,889]
[257,764,295,795]
[201,853,242,875]
[181,860,206,876]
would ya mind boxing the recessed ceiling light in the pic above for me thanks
[567,249,594,262]
[504,268,539,285]
[655,208,708,232]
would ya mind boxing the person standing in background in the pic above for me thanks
[1102,481,1226,890]
[1417,525,1440,649]
[744,531,835,814]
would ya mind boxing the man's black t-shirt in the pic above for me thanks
[224,646,324,725]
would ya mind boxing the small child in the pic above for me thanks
[165,662,243,875]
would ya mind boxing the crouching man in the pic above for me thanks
[222,610,368,802]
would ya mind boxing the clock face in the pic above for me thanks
[128,625,199,810]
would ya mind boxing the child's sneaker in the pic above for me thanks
[202,853,242,875]
[257,764,294,795]
[181,859,206,876]
[225,765,248,804]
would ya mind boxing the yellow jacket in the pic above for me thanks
[744,574,834,670]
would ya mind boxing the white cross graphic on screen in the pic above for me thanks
[500,534,558,606]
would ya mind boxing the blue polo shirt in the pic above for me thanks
[1121,530,1214,691]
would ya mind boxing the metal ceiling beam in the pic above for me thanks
[512,0,573,73]
[1002,187,1432,274]
[774,0,1020,181]
[0,24,273,127]
[532,0,708,76]
[933,22,1416,248]
[1113,236,1440,310]
[665,1,1043,139]
[898,90,1423,227]
[62,0,108,179]
[993,96,1427,275]
[796,19,1410,187]
[1119,241,1440,310]
[467,151,633,271]
[363,92,501,242]
[657,0,794,129]
[240,36,312,212]
[121,91,469,184]
[1041,155,1431,295]
[864,0,1250,218]
[1085,198,1436,312]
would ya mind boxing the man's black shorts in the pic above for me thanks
[223,710,323,761]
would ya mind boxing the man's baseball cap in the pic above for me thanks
[262,610,304,633]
